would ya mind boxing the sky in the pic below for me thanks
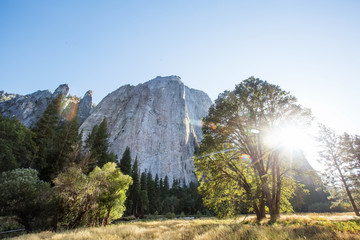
[1,0,360,141]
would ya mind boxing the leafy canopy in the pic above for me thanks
[195,77,312,220]
[0,114,38,172]
[0,168,50,232]
[54,162,132,228]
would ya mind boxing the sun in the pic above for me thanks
[264,124,314,152]
[263,123,321,170]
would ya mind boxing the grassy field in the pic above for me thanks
[6,213,360,240]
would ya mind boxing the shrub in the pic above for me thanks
[165,212,176,219]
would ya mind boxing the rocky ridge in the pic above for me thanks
[0,85,93,128]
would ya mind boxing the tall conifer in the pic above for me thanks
[33,95,62,181]
[129,158,141,216]
[119,147,132,175]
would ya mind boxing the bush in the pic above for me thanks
[0,168,51,232]
[308,202,331,212]
[54,163,132,228]
[165,212,176,219]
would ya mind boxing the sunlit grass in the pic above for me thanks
[9,213,360,240]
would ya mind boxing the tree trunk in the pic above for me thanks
[18,214,33,233]
[259,190,266,220]
[70,195,92,228]
[344,183,359,216]
[104,208,112,226]
[337,165,360,216]
[267,154,281,222]
[253,202,262,221]
[273,156,281,221]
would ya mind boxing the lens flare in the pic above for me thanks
[207,122,216,130]
[189,119,203,128]
[62,101,78,121]
[240,154,252,161]
[264,125,309,151]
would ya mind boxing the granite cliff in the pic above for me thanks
[1,76,212,184]
[80,76,212,184]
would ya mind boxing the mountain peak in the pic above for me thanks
[53,84,69,99]
[80,76,212,184]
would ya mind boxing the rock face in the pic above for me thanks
[0,88,57,128]
[0,85,93,128]
[80,76,212,184]
[78,91,94,124]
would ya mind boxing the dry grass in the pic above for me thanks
[8,213,360,240]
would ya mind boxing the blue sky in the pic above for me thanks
[1,0,360,136]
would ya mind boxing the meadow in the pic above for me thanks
[5,213,360,240]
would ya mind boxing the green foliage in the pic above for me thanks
[317,124,360,216]
[89,162,132,225]
[85,118,117,172]
[53,116,82,168]
[162,176,170,197]
[31,95,84,182]
[195,151,252,218]
[154,174,161,212]
[54,162,132,228]
[43,116,82,181]
[0,168,51,232]
[128,158,141,216]
[118,147,132,175]
[147,171,156,214]
[165,212,175,219]
[139,172,149,215]
[0,114,38,172]
[33,96,62,178]
[195,77,312,221]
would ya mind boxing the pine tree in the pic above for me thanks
[129,158,141,216]
[33,95,62,181]
[0,114,38,172]
[179,180,192,214]
[49,116,82,178]
[85,118,116,171]
[92,118,113,167]
[159,178,164,198]
[85,125,98,151]
[147,171,156,214]
[163,176,170,198]
[154,174,161,213]
[117,147,132,216]
[118,147,132,175]
[140,172,149,215]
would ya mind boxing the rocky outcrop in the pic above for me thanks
[78,91,93,124]
[0,88,56,128]
[80,76,212,184]
[0,85,93,128]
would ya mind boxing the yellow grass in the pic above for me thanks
[8,213,360,240]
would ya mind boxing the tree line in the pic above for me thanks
[118,147,207,217]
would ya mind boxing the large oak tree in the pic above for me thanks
[195,77,312,222]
